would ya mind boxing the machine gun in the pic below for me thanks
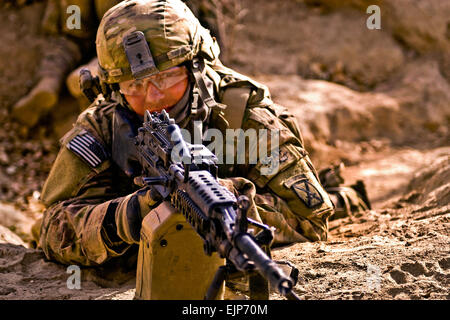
[134,110,300,300]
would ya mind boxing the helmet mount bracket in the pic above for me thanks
[123,31,159,79]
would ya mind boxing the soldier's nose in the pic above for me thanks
[146,82,165,101]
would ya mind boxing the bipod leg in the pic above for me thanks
[249,271,269,300]
[204,265,228,300]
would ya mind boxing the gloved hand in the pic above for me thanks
[108,186,163,245]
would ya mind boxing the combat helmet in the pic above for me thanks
[94,0,221,104]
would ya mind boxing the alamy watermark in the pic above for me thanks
[66,4,381,34]
[366,5,381,30]
[66,265,81,289]
[171,122,281,176]
[366,264,381,292]
[66,5,81,30]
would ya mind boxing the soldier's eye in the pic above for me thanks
[131,80,144,90]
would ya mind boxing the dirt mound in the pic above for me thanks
[375,59,450,143]
[272,233,449,300]
[230,0,450,90]
[402,155,450,209]
[305,0,450,54]
[231,0,404,90]
[274,154,450,300]
[341,147,450,208]
[0,243,136,300]
[255,69,449,167]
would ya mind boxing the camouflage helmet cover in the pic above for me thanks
[96,0,220,84]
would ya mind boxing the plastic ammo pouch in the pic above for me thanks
[135,202,225,300]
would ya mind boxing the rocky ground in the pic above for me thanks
[0,0,448,300]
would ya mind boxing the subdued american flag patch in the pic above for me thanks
[67,130,109,168]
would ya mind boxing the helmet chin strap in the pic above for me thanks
[187,57,227,140]
[112,89,128,107]
[190,57,221,113]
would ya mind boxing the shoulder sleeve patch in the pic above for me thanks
[66,129,109,168]
[291,179,324,209]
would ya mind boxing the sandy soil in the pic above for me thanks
[1,145,448,300]
[271,149,449,300]
[0,0,448,300]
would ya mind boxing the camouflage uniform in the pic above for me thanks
[40,0,125,73]
[38,0,334,266]
[319,163,371,220]
[12,0,121,127]
[39,0,122,84]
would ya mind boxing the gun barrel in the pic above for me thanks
[234,234,293,296]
